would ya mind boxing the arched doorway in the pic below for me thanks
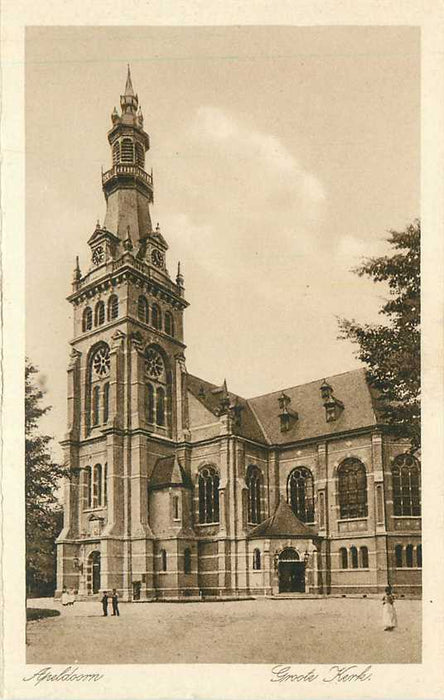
[89,551,101,594]
[278,548,305,593]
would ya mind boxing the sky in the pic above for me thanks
[26,26,420,458]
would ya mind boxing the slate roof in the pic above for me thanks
[248,500,318,540]
[187,367,381,446]
[149,455,191,490]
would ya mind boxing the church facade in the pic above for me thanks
[56,70,422,601]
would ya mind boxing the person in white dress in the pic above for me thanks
[61,588,69,606]
[382,585,397,631]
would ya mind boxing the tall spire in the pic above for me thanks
[120,64,138,117]
[125,64,135,97]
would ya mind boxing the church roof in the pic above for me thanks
[247,499,317,539]
[187,368,380,446]
[149,455,191,490]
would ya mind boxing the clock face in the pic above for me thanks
[92,246,105,266]
[151,248,164,268]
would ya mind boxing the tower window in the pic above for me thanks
[198,466,220,524]
[95,301,105,327]
[137,295,149,324]
[121,138,134,163]
[360,546,369,569]
[108,294,119,321]
[104,463,108,507]
[156,387,166,426]
[103,382,110,423]
[253,548,261,570]
[247,465,262,525]
[112,141,120,165]
[164,312,174,337]
[173,495,180,521]
[392,454,421,516]
[146,383,155,423]
[85,466,92,509]
[184,548,192,574]
[287,467,314,523]
[337,458,367,519]
[92,386,100,426]
[135,142,144,168]
[83,307,93,332]
[151,303,161,330]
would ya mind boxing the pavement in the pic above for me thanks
[26,596,421,665]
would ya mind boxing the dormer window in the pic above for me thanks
[320,380,344,422]
[278,391,298,432]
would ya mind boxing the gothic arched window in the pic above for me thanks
[138,295,149,324]
[85,466,92,509]
[146,383,154,423]
[156,387,166,426]
[247,465,262,524]
[198,466,220,524]
[144,346,170,430]
[83,307,93,332]
[392,454,421,516]
[350,546,358,569]
[121,137,135,163]
[339,547,348,569]
[88,343,110,431]
[112,141,120,165]
[103,382,110,423]
[253,548,261,570]
[95,301,105,327]
[338,458,367,519]
[151,303,161,330]
[406,544,414,567]
[395,544,403,568]
[360,546,369,569]
[184,548,192,574]
[164,312,174,337]
[108,295,119,321]
[135,142,144,168]
[93,463,102,508]
[92,386,100,426]
[287,467,314,523]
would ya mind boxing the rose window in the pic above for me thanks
[93,346,110,377]
[145,349,164,379]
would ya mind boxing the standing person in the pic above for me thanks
[61,588,69,607]
[68,588,76,606]
[382,585,397,631]
[101,591,109,617]
[111,589,120,617]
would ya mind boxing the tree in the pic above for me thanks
[25,360,66,596]
[339,219,420,450]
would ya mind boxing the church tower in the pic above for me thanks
[56,68,194,601]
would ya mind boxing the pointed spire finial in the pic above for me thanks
[125,64,135,97]
[176,261,184,289]
[73,255,81,284]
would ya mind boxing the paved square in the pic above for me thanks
[27,597,421,665]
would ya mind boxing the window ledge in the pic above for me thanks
[196,522,220,527]
[392,515,421,519]
[337,517,367,523]
[83,507,107,513]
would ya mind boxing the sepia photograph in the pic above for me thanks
[22,24,423,668]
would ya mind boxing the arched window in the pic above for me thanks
[156,387,166,426]
[360,546,369,569]
[95,301,105,327]
[121,137,134,163]
[85,466,92,509]
[392,454,421,516]
[247,466,262,524]
[287,467,314,523]
[151,303,161,330]
[198,466,220,524]
[406,544,414,567]
[93,463,102,508]
[137,295,149,324]
[103,382,110,423]
[253,548,261,570]
[83,307,93,332]
[146,383,154,423]
[161,549,167,572]
[350,546,358,569]
[92,386,100,426]
[339,547,348,569]
[338,458,367,519]
[108,294,118,321]
[184,548,191,574]
[103,463,108,507]
[173,495,180,520]
[416,544,422,568]
[395,544,403,568]
[112,141,120,165]
[164,312,174,337]
[135,142,144,168]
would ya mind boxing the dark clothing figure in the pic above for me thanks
[101,592,108,616]
[111,590,120,616]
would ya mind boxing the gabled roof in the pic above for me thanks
[149,455,191,490]
[248,500,317,539]
[186,373,267,444]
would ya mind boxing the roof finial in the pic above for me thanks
[176,261,184,289]
[73,255,81,284]
[125,64,135,97]
[123,225,134,251]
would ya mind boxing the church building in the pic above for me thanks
[56,69,421,600]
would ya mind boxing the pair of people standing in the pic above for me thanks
[101,589,120,617]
